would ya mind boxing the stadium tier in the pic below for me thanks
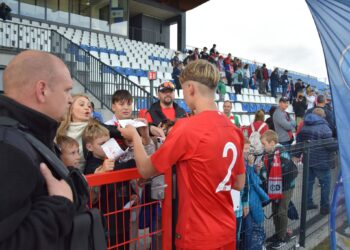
[1,17,310,125]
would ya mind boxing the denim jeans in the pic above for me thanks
[243,77,249,88]
[236,216,243,249]
[307,167,331,209]
[243,213,265,250]
[271,84,277,98]
[282,85,288,97]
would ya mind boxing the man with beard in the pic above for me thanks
[146,81,186,126]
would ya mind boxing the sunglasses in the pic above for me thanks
[161,82,175,89]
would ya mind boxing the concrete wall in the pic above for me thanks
[0,53,15,66]
[130,14,170,48]
[0,52,16,92]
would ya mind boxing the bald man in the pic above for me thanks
[0,51,74,249]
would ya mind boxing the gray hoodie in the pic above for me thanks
[273,108,296,143]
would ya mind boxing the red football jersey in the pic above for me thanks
[151,111,245,249]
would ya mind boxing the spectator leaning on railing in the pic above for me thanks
[296,108,338,215]
[261,130,297,249]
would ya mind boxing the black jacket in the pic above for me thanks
[147,101,186,126]
[292,96,307,117]
[280,74,289,87]
[0,95,75,250]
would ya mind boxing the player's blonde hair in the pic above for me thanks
[260,130,279,143]
[179,59,220,90]
[82,120,109,144]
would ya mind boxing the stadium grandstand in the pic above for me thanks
[0,1,340,250]
[0,0,328,123]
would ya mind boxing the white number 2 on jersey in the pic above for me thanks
[215,142,238,193]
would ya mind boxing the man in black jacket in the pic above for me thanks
[0,50,74,249]
[146,81,186,127]
[292,90,307,127]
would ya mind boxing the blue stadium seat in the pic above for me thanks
[114,66,125,75]
[248,103,256,113]
[177,100,190,113]
[124,67,135,76]
[134,69,147,77]
[229,93,237,102]
[242,103,250,112]
[108,49,118,55]
[256,103,262,111]
[99,47,109,53]
[264,104,271,112]
[136,98,149,110]
[117,51,126,56]
[90,46,99,52]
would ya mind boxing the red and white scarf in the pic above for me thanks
[264,150,283,200]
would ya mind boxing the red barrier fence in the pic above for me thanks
[86,168,172,250]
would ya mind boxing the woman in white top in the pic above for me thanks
[57,94,92,171]
[306,88,316,110]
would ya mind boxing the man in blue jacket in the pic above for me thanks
[305,94,336,137]
[297,108,337,215]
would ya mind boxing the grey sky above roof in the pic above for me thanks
[172,0,328,82]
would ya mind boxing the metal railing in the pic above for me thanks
[85,168,173,250]
[255,138,341,249]
[50,30,152,112]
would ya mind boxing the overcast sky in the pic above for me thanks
[171,0,328,82]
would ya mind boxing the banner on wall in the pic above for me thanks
[306,0,350,221]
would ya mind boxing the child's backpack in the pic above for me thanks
[249,123,267,155]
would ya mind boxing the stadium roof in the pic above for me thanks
[130,0,208,20]
[156,0,209,11]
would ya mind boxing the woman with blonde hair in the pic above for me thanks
[57,94,94,170]
[57,94,163,171]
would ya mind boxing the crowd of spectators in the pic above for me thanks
[171,44,325,106]
[1,48,337,250]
